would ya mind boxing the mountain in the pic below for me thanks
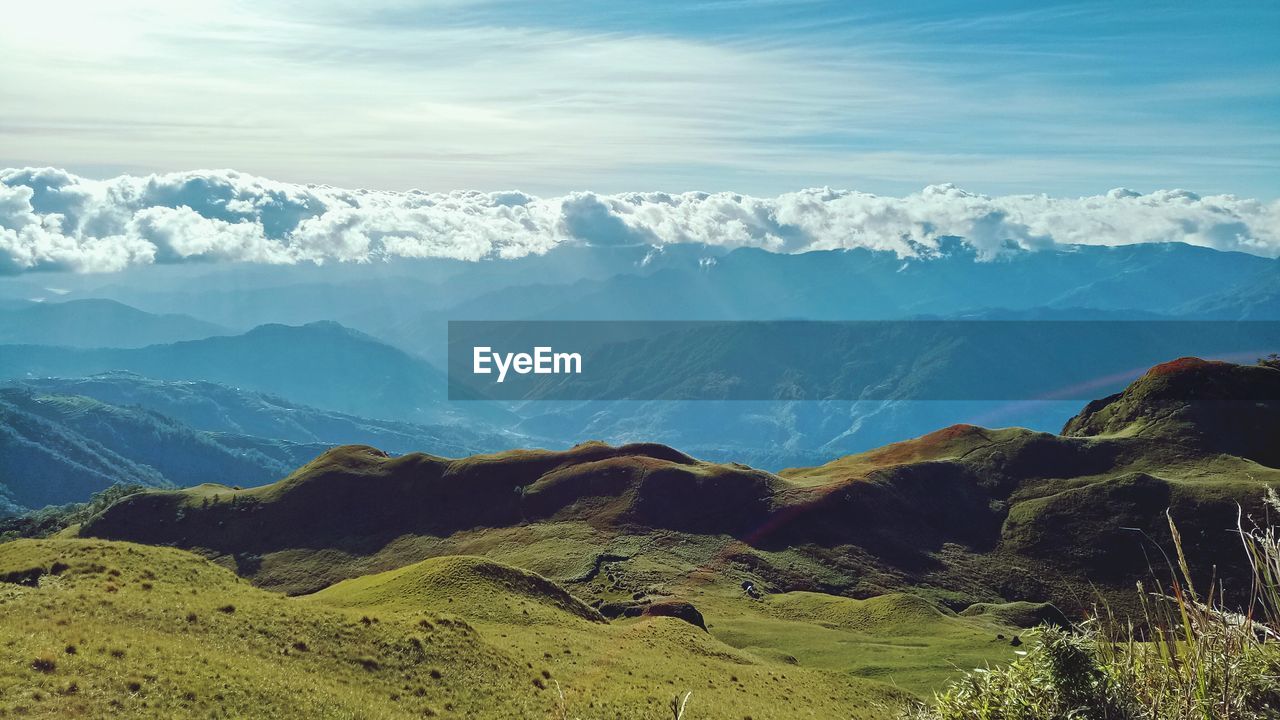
[0,386,324,513]
[51,244,717,331]
[0,372,526,513]
[82,358,1280,613]
[478,318,1280,469]
[0,299,230,348]
[0,321,517,428]
[6,356,1276,719]
[381,242,1279,351]
[1176,264,1280,320]
[20,242,1273,361]
[1063,356,1280,465]
[10,373,517,457]
[0,391,170,513]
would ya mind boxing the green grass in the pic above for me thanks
[0,539,544,719]
[705,592,1023,697]
[307,555,605,625]
[0,537,1033,718]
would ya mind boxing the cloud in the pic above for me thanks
[559,193,658,247]
[0,168,1277,273]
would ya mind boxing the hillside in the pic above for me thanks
[11,373,516,457]
[1,357,1274,718]
[0,321,515,428]
[0,537,988,719]
[0,372,523,514]
[1062,356,1280,464]
[82,359,1280,615]
[0,299,230,348]
[0,386,323,513]
[0,393,169,513]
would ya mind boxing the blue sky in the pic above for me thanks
[0,1,1276,197]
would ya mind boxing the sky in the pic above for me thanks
[1,1,1277,198]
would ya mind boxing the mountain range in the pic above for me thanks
[0,298,230,348]
[0,374,519,514]
[0,320,514,428]
[80,357,1280,613]
[3,356,1275,718]
[0,240,1277,509]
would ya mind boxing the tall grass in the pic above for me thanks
[905,492,1280,719]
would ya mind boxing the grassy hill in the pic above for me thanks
[80,360,1280,614]
[0,538,967,719]
[4,357,1278,717]
[0,539,548,719]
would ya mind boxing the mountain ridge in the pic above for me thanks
[79,358,1280,616]
[0,298,231,348]
[0,320,515,428]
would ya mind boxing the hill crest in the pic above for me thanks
[79,358,1280,614]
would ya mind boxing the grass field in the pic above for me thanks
[0,538,1030,719]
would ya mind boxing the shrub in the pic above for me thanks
[906,498,1280,719]
[31,656,57,673]
[0,484,149,541]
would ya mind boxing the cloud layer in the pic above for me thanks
[1,167,1278,274]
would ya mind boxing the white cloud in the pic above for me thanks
[0,167,1277,273]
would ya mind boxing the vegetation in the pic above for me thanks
[3,357,1278,717]
[0,539,932,718]
[0,483,148,541]
[906,493,1280,719]
[0,386,309,512]
[14,373,507,456]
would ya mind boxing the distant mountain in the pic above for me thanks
[12,373,515,457]
[0,321,517,428]
[524,242,1275,319]
[22,242,1272,360]
[56,244,716,331]
[1176,265,1280,320]
[363,242,1278,362]
[0,298,230,348]
[0,390,169,513]
[7,386,324,489]
[516,243,1277,321]
[0,386,331,514]
[485,318,1280,468]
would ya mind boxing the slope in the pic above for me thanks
[0,387,322,513]
[0,538,925,719]
[0,393,169,513]
[0,321,515,427]
[80,359,1280,619]
[11,373,515,457]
